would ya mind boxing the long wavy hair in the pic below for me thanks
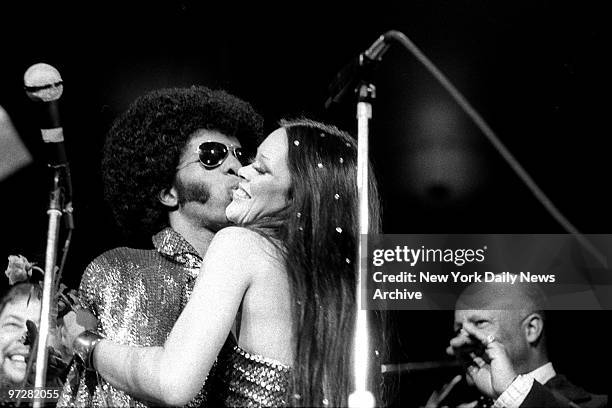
[253,119,383,407]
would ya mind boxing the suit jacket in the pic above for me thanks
[521,374,607,408]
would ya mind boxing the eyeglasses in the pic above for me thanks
[176,141,251,170]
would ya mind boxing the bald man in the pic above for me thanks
[446,278,607,408]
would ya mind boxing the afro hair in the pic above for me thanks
[102,86,263,240]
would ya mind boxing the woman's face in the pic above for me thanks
[226,128,291,224]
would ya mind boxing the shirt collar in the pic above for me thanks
[152,227,202,269]
[523,362,556,385]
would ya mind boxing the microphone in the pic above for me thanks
[24,63,74,227]
[24,63,67,165]
[325,34,392,109]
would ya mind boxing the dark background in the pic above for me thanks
[0,1,609,405]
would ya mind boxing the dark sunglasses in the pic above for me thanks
[177,141,251,170]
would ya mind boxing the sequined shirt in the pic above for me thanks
[58,227,293,407]
[58,228,207,407]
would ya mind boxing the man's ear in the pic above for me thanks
[159,186,179,209]
[522,312,544,345]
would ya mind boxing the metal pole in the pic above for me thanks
[349,84,376,408]
[33,170,62,408]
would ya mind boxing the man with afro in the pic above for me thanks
[57,86,263,407]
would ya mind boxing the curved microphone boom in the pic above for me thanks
[378,30,606,268]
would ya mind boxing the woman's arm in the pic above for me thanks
[91,342,167,404]
[91,227,271,406]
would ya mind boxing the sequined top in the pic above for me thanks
[207,335,291,407]
[58,228,210,407]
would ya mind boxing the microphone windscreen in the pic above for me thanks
[24,63,64,102]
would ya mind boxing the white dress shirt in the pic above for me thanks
[493,362,556,408]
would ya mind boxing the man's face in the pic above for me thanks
[172,130,243,231]
[0,296,41,384]
[453,308,527,382]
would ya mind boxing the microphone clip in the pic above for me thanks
[48,164,74,230]
[325,52,380,109]
[325,34,392,109]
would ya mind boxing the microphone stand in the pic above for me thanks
[33,165,67,408]
[326,35,388,408]
[349,83,376,408]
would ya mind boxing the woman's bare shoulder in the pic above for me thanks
[206,227,284,275]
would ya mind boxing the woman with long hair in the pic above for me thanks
[62,118,383,407]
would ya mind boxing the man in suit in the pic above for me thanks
[446,278,607,408]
